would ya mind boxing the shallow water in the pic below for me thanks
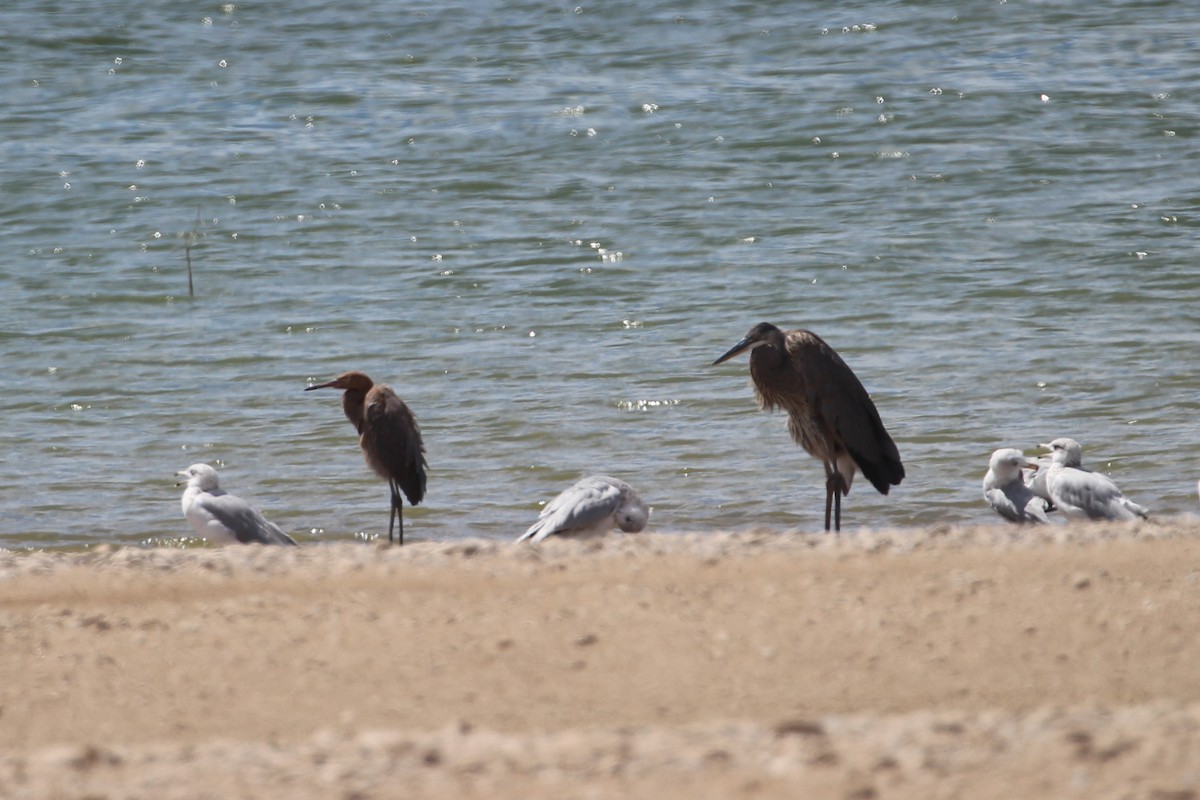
[3,0,1198,548]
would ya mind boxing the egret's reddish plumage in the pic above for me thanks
[306,371,427,544]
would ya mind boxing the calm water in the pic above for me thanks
[3,1,1198,549]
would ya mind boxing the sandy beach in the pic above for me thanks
[3,522,1200,798]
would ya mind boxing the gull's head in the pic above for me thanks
[712,322,782,366]
[1039,437,1083,467]
[988,448,1037,481]
[176,463,220,491]
[616,490,650,533]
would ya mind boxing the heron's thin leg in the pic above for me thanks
[388,480,404,545]
[822,463,835,532]
[398,483,406,545]
[823,484,833,531]
[834,487,842,532]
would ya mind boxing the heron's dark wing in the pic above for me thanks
[363,388,428,506]
[516,476,624,543]
[194,493,297,545]
[788,332,905,494]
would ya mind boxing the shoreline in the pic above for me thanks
[3,521,1200,798]
[3,515,1196,571]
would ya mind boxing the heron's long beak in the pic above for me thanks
[712,337,754,366]
[305,379,338,391]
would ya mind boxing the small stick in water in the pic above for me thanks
[183,210,199,298]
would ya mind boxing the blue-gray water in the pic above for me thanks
[3,1,1198,549]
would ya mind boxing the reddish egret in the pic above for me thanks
[1037,437,1148,521]
[712,322,905,531]
[982,449,1050,524]
[176,464,297,545]
[306,371,427,544]
[516,475,649,543]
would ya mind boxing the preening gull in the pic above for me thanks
[516,475,649,543]
[1038,438,1149,522]
[983,448,1051,524]
[176,464,298,545]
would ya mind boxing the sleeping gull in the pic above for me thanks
[176,463,298,545]
[1037,438,1149,522]
[983,448,1051,524]
[516,475,649,543]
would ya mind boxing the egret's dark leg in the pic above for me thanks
[388,480,404,545]
[387,492,396,544]
[833,486,842,532]
[822,463,835,532]
[823,464,845,533]
[823,484,833,531]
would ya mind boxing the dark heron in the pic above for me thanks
[515,475,649,543]
[176,464,297,545]
[712,322,905,531]
[306,371,428,544]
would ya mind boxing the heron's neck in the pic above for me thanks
[750,339,784,369]
[342,390,366,433]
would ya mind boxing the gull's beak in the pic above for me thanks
[174,470,190,487]
[712,336,755,366]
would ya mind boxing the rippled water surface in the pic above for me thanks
[3,1,1198,548]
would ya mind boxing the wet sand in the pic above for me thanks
[3,522,1200,798]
